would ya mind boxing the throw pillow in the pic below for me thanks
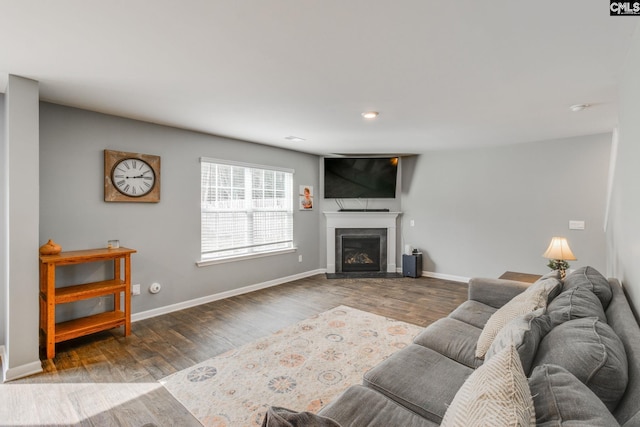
[441,344,535,427]
[540,269,562,281]
[485,308,551,375]
[529,364,619,426]
[261,407,342,427]
[533,317,628,411]
[546,286,607,327]
[563,266,612,309]
[475,277,560,358]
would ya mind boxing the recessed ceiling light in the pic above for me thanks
[569,104,590,112]
[361,111,379,119]
[285,136,306,142]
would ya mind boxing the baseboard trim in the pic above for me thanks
[1,347,43,383]
[395,267,470,283]
[131,269,326,323]
[422,270,470,283]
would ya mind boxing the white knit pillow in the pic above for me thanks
[441,344,536,427]
[475,277,559,358]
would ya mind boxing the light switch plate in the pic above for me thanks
[569,220,585,230]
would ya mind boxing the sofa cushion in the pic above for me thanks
[363,344,473,424]
[448,300,497,329]
[441,344,535,427]
[413,318,483,368]
[605,278,640,425]
[475,277,560,358]
[485,308,551,375]
[529,364,620,427]
[318,385,438,427]
[533,317,628,411]
[546,286,607,327]
[563,266,612,309]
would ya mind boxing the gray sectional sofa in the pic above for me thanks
[316,267,640,426]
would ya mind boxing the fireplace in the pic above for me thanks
[342,236,381,272]
[335,228,387,274]
[324,211,400,275]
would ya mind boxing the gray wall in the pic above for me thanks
[608,24,640,317]
[400,134,611,279]
[39,103,320,319]
[0,92,5,347]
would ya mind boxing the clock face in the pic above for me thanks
[111,158,156,197]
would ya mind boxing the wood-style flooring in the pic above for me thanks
[11,274,468,426]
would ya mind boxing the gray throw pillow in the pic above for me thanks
[476,277,560,358]
[546,287,607,327]
[529,364,620,426]
[563,266,612,309]
[533,317,628,411]
[540,270,562,281]
[262,407,342,427]
[485,308,551,376]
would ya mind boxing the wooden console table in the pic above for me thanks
[499,271,542,283]
[39,247,136,359]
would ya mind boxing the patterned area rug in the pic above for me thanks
[160,305,423,426]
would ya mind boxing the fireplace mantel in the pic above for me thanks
[324,211,401,274]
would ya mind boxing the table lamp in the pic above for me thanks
[542,237,577,279]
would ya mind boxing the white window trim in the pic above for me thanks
[199,157,295,174]
[196,247,297,267]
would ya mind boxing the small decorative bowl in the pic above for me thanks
[39,239,62,255]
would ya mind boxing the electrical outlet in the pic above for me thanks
[410,220,415,227]
[132,284,141,296]
[298,255,303,262]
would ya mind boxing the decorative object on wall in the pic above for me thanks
[104,149,160,202]
[542,236,577,279]
[39,239,62,255]
[300,185,313,210]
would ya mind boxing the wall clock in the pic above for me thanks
[104,149,161,202]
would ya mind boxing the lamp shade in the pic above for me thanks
[542,237,577,261]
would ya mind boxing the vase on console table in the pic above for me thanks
[39,239,62,255]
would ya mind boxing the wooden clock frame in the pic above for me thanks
[104,149,161,203]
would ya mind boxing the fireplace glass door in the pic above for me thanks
[341,236,381,272]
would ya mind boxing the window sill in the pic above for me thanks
[196,247,297,267]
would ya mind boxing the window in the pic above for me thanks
[200,158,294,263]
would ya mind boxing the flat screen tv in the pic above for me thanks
[324,157,399,199]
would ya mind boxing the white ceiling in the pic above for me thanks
[1,1,638,155]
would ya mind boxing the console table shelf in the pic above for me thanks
[39,247,136,359]
[55,310,127,343]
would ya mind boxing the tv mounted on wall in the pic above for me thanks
[323,157,399,199]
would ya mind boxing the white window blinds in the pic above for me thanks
[200,158,293,260]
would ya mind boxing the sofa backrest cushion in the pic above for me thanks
[606,279,640,426]
[485,308,551,376]
[533,317,628,412]
[563,266,612,309]
[529,364,620,426]
[546,286,607,327]
[475,277,560,358]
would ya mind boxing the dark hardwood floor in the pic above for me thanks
[14,274,468,426]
